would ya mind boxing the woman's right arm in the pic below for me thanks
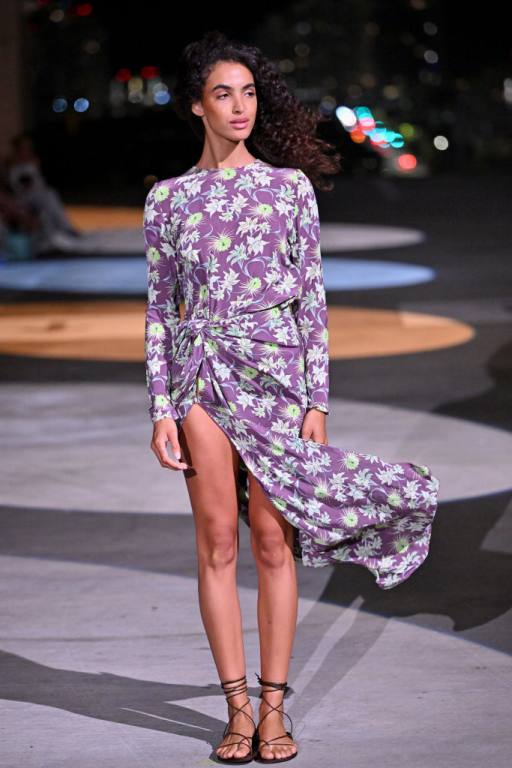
[143,181,189,471]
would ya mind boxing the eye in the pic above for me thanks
[217,91,256,100]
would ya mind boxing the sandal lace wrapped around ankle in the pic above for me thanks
[254,672,298,763]
[215,673,257,764]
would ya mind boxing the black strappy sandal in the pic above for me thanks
[253,673,298,763]
[214,673,258,764]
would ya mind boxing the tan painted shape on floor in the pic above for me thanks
[330,306,474,357]
[65,206,145,230]
[0,302,473,361]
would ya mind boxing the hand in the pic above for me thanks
[150,417,190,470]
[300,408,328,445]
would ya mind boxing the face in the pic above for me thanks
[191,60,257,139]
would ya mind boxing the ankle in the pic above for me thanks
[226,692,252,708]
[259,690,285,706]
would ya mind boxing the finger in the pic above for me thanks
[157,450,189,470]
[168,435,190,470]
[311,429,327,444]
[152,439,189,470]
[301,424,327,444]
[169,436,183,461]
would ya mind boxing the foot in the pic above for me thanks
[216,693,255,761]
[257,691,298,761]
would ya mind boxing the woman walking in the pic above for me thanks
[143,31,440,764]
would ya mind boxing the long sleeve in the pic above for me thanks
[291,169,330,414]
[143,181,181,423]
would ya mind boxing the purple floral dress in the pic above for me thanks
[143,159,440,589]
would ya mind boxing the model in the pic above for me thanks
[143,30,440,764]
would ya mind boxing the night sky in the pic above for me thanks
[94,1,510,77]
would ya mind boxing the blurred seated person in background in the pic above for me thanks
[5,132,83,254]
[0,154,39,258]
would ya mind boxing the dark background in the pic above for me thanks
[17,0,512,203]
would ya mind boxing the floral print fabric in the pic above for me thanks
[143,159,440,589]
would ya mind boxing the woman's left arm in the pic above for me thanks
[292,169,330,421]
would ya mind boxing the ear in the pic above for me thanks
[191,100,204,118]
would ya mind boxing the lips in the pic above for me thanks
[230,120,249,126]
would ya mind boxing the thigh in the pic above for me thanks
[246,469,294,546]
[178,404,241,538]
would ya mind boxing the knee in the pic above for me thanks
[251,529,289,569]
[198,528,238,570]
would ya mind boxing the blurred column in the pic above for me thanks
[0,0,23,158]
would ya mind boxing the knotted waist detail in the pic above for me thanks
[168,298,300,413]
[174,296,297,349]
[175,311,244,342]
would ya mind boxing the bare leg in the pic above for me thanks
[179,404,254,760]
[247,470,299,761]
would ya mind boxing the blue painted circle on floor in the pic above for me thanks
[0,257,435,294]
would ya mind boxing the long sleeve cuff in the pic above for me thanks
[307,401,329,415]
[149,394,179,423]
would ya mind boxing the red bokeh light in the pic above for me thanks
[76,3,93,16]
[350,130,366,144]
[115,68,132,83]
[397,154,417,171]
[141,66,160,80]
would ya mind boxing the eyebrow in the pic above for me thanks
[210,82,256,93]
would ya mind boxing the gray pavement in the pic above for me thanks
[1,172,511,767]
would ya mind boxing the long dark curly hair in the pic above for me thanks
[172,30,342,191]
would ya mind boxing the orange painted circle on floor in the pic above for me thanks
[0,301,473,361]
[65,205,144,230]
